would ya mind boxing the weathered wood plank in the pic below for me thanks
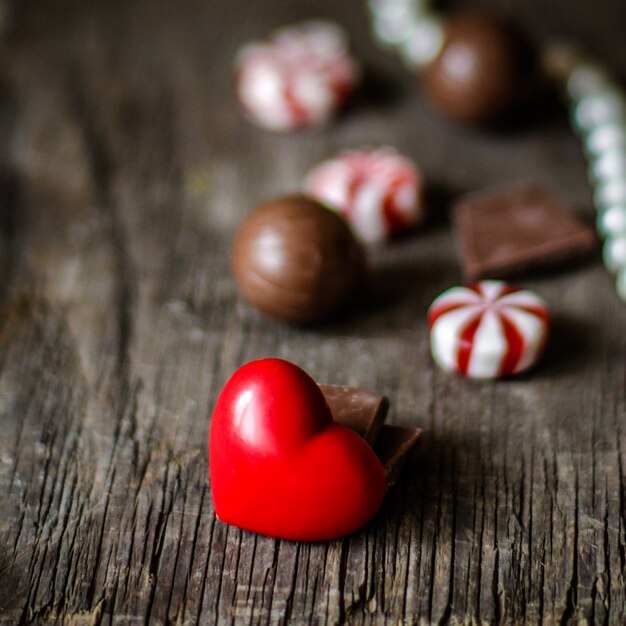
[0,0,625,624]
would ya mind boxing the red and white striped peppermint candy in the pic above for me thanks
[428,281,549,379]
[304,148,424,243]
[235,21,359,132]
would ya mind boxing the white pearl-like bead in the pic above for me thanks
[603,234,626,272]
[585,122,626,156]
[597,204,626,237]
[574,90,625,133]
[595,177,626,209]
[372,14,414,46]
[399,14,445,68]
[616,267,626,301]
[369,0,425,9]
[370,0,427,46]
[591,148,626,181]
[567,64,611,101]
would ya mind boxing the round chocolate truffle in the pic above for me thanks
[232,195,366,323]
[421,12,536,124]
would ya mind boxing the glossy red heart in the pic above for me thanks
[209,358,386,541]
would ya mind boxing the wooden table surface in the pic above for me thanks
[1,0,625,624]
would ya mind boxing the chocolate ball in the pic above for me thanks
[421,12,536,124]
[232,195,366,323]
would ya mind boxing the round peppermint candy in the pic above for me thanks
[305,148,425,243]
[235,21,359,132]
[428,281,549,379]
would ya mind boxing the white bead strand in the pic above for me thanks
[546,42,626,301]
[367,0,444,69]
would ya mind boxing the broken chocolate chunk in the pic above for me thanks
[318,384,388,446]
[319,384,422,488]
[375,425,423,488]
[453,184,597,280]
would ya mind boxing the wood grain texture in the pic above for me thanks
[0,0,625,623]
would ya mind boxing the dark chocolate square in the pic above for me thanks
[452,184,597,280]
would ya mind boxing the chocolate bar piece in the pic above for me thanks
[319,384,421,487]
[453,184,596,280]
[318,384,388,446]
[375,425,423,488]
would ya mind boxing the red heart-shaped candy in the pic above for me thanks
[209,358,386,541]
